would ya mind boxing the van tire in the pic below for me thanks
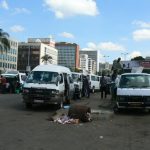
[92,87,95,93]
[113,104,120,114]
[25,103,32,109]
[78,91,82,99]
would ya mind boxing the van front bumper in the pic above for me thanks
[117,96,150,108]
[22,88,63,104]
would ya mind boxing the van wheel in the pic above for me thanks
[59,96,64,109]
[92,87,95,93]
[25,103,32,109]
[113,104,120,114]
[78,91,82,99]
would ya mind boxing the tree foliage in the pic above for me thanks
[131,56,145,61]
[41,54,53,64]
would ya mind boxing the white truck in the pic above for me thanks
[22,64,74,108]
[114,73,150,112]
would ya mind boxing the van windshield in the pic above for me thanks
[26,71,59,84]
[119,74,150,88]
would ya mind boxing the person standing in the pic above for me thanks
[1,76,6,94]
[111,57,123,75]
[100,74,107,99]
[82,76,90,98]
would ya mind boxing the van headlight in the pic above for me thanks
[146,97,150,102]
[74,84,79,89]
[117,96,126,102]
[23,88,29,93]
[51,90,59,94]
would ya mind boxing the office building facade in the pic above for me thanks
[17,42,57,72]
[55,42,79,71]
[80,50,99,72]
[79,54,88,71]
[0,38,18,73]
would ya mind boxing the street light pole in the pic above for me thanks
[103,55,109,69]
[103,55,109,62]
[121,52,128,61]
[26,45,31,72]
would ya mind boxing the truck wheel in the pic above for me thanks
[25,103,32,109]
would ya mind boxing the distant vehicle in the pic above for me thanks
[87,74,101,93]
[22,64,74,108]
[114,73,150,112]
[1,70,26,92]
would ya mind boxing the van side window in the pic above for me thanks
[91,76,95,81]
[60,74,63,84]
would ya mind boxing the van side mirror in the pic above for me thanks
[56,75,61,84]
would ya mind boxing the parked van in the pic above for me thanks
[1,70,26,93]
[114,73,150,112]
[71,72,83,99]
[22,64,74,108]
[87,74,101,93]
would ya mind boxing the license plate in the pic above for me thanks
[128,102,142,106]
[34,100,44,103]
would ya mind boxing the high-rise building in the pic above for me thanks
[0,38,18,73]
[80,50,99,72]
[55,42,79,71]
[79,54,88,71]
[88,58,96,74]
[17,41,57,72]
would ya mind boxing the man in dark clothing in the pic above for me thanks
[100,74,107,99]
[82,76,90,98]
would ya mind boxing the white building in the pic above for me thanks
[79,54,88,71]
[80,50,99,72]
[18,41,58,72]
[88,58,96,74]
[0,38,18,73]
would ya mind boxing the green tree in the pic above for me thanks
[131,56,145,61]
[0,28,10,54]
[41,54,53,64]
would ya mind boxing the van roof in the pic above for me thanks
[32,64,71,74]
[121,73,150,76]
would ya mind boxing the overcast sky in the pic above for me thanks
[1,0,150,63]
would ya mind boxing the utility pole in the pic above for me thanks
[121,52,128,61]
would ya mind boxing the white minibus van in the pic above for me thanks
[87,74,101,93]
[22,64,74,108]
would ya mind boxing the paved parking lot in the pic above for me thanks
[0,93,150,150]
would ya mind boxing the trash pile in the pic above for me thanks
[49,105,92,124]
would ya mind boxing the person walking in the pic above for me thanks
[100,74,107,99]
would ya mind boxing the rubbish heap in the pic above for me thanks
[50,105,92,124]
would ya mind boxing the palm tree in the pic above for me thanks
[41,54,53,64]
[0,28,10,54]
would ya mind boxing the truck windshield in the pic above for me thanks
[26,71,59,84]
[119,74,150,88]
